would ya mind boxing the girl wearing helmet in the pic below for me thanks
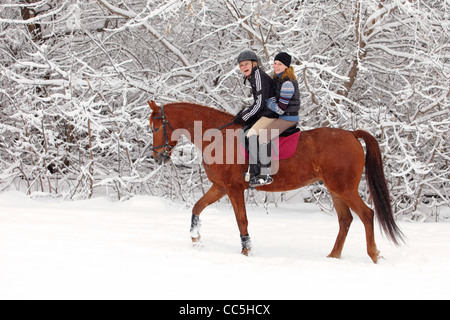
[234,50,278,187]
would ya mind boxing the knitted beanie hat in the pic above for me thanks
[274,52,291,68]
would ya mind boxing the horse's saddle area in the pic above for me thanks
[240,126,301,161]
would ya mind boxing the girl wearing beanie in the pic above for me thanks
[234,51,300,188]
[266,52,300,132]
[247,52,301,187]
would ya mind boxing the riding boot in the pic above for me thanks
[249,142,274,187]
[245,135,260,183]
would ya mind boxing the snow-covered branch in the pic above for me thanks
[0,0,448,219]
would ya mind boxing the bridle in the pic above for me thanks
[151,105,175,161]
[151,104,236,162]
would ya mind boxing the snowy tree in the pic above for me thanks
[0,0,448,220]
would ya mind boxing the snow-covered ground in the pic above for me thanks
[0,191,449,300]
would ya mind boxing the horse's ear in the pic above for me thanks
[147,100,159,112]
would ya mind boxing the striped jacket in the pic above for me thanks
[240,66,276,123]
[274,77,300,116]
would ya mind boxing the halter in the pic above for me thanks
[151,105,175,161]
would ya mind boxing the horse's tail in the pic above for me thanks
[353,130,405,245]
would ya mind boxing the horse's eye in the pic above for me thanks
[153,127,160,133]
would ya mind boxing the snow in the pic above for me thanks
[0,191,449,300]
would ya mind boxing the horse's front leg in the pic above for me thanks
[227,186,252,256]
[190,184,226,246]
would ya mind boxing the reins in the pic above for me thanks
[151,105,235,159]
[194,121,236,142]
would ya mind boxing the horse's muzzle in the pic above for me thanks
[152,153,171,166]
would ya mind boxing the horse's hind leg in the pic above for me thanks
[190,184,226,245]
[328,193,353,260]
[344,193,380,263]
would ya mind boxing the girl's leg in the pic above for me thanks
[256,119,297,184]
[259,119,298,144]
[244,117,276,185]
[246,117,277,138]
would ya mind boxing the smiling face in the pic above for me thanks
[273,60,287,75]
[239,60,257,78]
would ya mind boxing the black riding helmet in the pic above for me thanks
[237,50,259,64]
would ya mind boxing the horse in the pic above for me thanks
[148,100,404,263]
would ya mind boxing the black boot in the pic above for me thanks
[245,163,260,183]
[249,142,273,187]
[245,135,260,183]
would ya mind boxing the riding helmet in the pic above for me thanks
[237,50,259,64]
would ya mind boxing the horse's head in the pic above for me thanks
[148,100,177,165]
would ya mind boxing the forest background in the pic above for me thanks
[0,0,448,221]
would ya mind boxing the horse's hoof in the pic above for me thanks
[240,234,252,256]
[327,253,341,260]
[369,250,382,264]
[192,235,203,248]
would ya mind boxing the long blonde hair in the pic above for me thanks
[273,66,297,81]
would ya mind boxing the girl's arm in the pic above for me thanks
[240,69,268,122]
[267,81,295,115]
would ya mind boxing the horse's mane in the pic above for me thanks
[164,102,234,118]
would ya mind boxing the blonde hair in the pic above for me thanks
[273,66,297,81]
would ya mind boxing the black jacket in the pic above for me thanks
[240,66,276,124]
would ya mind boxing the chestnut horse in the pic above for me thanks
[148,101,403,263]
